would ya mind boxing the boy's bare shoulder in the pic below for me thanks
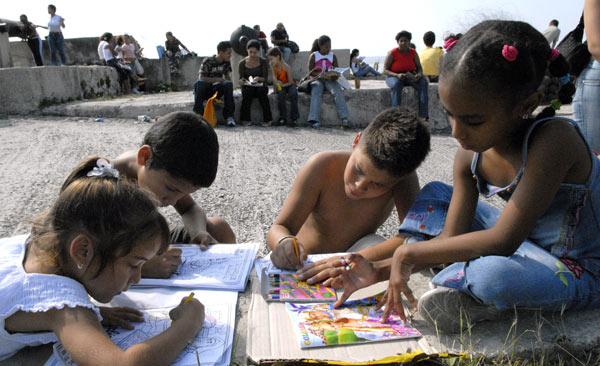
[112,150,139,179]
[304,151,350,178]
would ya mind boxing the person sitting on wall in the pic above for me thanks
[193,41,236,127]
[165,31,190,75]
[253,25,269,56]
[98,32,141,95]
[271,22,291,62]
[383,30,429,120]
[419,31,444,83]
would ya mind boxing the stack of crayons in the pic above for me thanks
[267,274,282,300]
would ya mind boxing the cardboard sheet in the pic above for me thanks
[246,272,436,364]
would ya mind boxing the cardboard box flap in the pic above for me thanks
[247,273,436,364]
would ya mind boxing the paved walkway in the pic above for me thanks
[0,99,596,365]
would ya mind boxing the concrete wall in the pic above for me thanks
[10,37,106,67]
[0,66,120,115]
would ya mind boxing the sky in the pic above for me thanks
[3,0,585,59]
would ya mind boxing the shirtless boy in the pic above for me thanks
[112,111,236,277]
[267,108,430,276]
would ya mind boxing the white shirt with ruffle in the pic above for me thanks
[0,235,102,361]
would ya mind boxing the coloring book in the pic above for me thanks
[285,294,421,348]
[45,289,237,366]
[135,243,259,291]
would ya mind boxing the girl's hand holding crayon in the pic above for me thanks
[169,294,205,329]
[99,306,144,330]
[377,249,417,324]
[271,236,307,270]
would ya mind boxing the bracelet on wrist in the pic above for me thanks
[277,235,295,246]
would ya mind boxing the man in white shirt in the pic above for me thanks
[543,19,561,48]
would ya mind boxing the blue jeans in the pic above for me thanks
[277,85,299,121]
[277,46,291,63]
[48,32,67,66]
[354,66,379,77]
[573,59,600,153]
[193,80,234,119]
[398,182,600,311]
[308,79,348,122]
[385,76,429,118]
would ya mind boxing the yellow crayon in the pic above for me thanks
[184,292,195,303]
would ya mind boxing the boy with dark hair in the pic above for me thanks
[267,107,430,273]
[193,41,236,127]
[419,31,443,82]
[543,19,561,48]
[112,111,236,278]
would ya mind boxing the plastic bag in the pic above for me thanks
[203,91,222,127]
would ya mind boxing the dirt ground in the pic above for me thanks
[0,116,460,365]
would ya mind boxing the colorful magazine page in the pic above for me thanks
[285,294,421,348]
[260,269,336,302]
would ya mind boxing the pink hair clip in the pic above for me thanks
[550,48,560,61]
[502,45,518,62]
[443,38,457,51]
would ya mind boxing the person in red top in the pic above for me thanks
[383,31,429,119]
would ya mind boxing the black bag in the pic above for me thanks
[557,13,592,77]
[297,76,314,93]
[288,40,300,54]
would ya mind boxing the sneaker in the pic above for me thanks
[311,121,320,129]
[288,119,297,128]
[132,88,142,95]
[418,287,506,334]
[242,121,252,126]
[226,117,236,127]
[261,120,272,127]
[341,118,350,129]
[278,118,286,126]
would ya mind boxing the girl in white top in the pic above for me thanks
[0,157,205,364]
[47,4,67,65]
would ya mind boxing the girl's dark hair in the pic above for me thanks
[35,157,169,277]
[440,20,574,120]
[115,35,124,45]
[311,35,331,53]
[267,47,282,59]
[100,32,112,42]
[350,48,359,67]
[246,39,261,51]
[395,31,412,42]
[48,4,56,11]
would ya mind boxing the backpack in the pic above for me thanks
[556,13,592,77]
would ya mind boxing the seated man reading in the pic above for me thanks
[193,41,236,127]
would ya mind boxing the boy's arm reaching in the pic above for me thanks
[174,194,215,248]
[267,154,328,269]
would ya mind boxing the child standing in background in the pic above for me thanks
[330,20,599,334]
[268,47,299,127]
[0,159,205,363]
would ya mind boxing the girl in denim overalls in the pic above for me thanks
[331,20,600,334]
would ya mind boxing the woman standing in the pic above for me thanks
[573,0,600,152]
[383,31,429,119]
[19,14,46,66]
[47,4,67,66]
[238,40,272,127]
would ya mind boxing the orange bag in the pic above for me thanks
[203,92,223,127]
